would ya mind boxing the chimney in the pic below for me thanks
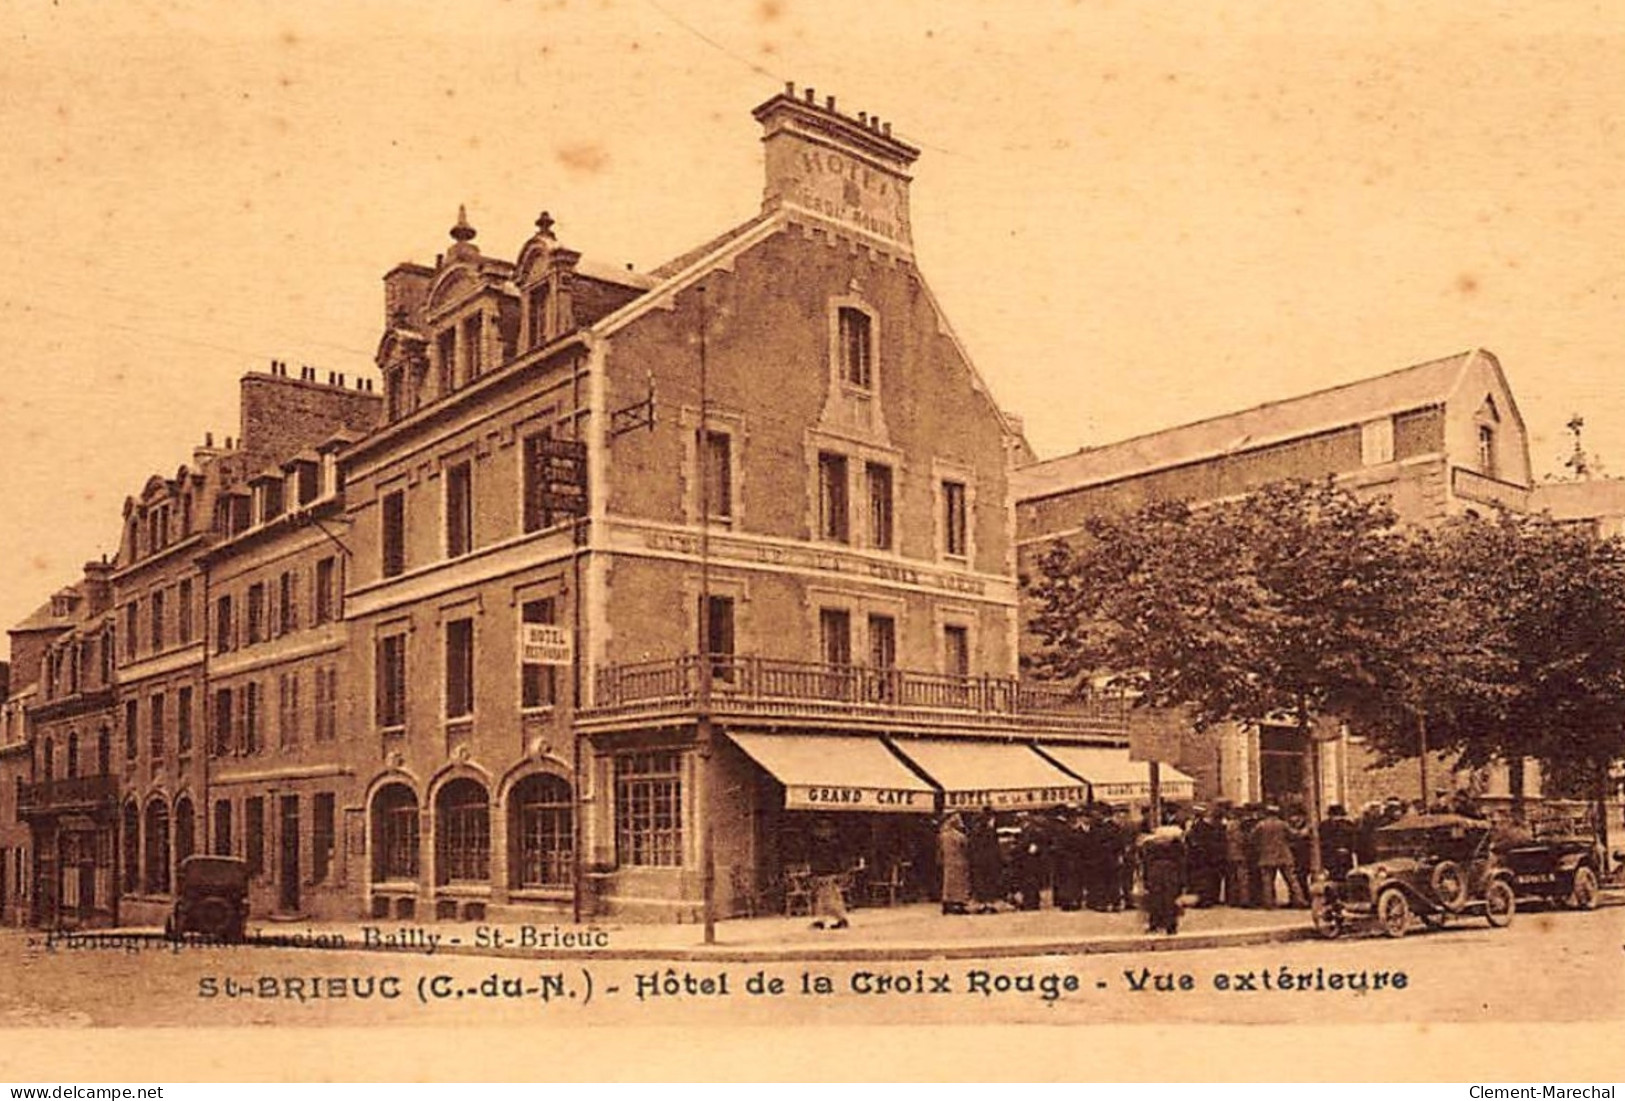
[752,84,920,250]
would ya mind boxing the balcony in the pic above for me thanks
[581,655,1128,740]
[19,774,120,815]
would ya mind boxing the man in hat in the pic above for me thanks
[1250,805,1305,909]
[1320,803,1357,880]
[1185,805,1225,908]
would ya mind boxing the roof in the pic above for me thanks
[9,589,78,634]
[1013,349,1490,502]
[647,211,776,280]
[576,257,657,291]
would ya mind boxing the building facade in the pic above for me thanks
[1013,348,1550,812]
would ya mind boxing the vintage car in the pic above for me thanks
[164,855,250,942]
[1488,811,1605,915]
[1311,813,1515,938]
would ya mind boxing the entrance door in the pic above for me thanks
[279,796,300,912]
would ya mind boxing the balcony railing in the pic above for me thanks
[19,774,120,813]
[585,654,1127,735]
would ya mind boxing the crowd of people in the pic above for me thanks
[928,791,1488,936]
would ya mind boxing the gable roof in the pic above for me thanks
[1014,349,1496,502]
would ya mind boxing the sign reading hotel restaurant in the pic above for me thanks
[792,149,910,246]
[943,785,1088,811]
[520,623,573,666]
[786,785,931,813]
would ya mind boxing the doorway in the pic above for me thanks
[279,796,300,912]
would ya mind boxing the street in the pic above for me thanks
[0,905,1617,1028]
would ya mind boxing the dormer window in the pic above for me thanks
[386,367,406,422]
[1478,424,1497,479]
[291,461,319,506]
[463,313,484,380]
[437,329,457,394]
[527,284,551,349]
[259,479,284,524]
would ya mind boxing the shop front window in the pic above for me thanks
[615,752,683,868]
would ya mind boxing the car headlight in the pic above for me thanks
[1373,865,1387,879]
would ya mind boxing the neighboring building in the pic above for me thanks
[18,568,119,927]
[0,662,25,926]
[198,427,361,920]
[342,85,1128,924]
[1013,347,1544,812]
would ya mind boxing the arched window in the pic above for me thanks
[435,778,490,885]
[121,802,140,895]
[143,800,170,894]
[66,732,79,779]
[371,784,419,882]
[96,728,110,777]
[42,739,54,781]
[509,774,573,889]
[174,798,196,865]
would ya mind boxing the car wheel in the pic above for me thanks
[1311,898,1343,939]
[1567,866,1599,911]
[1429,860,1469,912]
[1377,888,1410,938]
[1484,879,1516,928]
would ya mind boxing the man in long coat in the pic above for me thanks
[937,814,971,915]
[1138,825,1187,934]
[967,808,1003,913]
[1185,806,1225,907]
[1251,805,1305,908]
[1050,808,1085,911]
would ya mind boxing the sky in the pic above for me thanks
[4,1,1625,657]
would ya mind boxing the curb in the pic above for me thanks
[62,922,1321,963]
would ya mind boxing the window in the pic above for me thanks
[520,599,557,710]
[314,557,337,625]
[446,461,473,558]
[213,800,232,857]
[246,583,266,645]
[212,688,233,757]
[373,784,419,881]
[240,682,262,755]
[314,667,338,742]
[701,430,732,520]
[1478,424,1497,478]
[144,800,171,894]
[702,594,735,682]
[944,624,971,678]
[278,672,300,749]
[177,579,193,644]
[149,694,166,761]
[462,313,484,380]
[818,452,849,543]
[386,368,406,422]
[376,635,407,729]
[522,431,557,534]
[177,686,193,757]
[214,595,234,655]
[437,329,457,393]
[381,491,406,578]
[278,571,299,635]
[245,797,265,877]
[123,700,138,761]
[869,613,897,702]
[125,601,138,659]
[511,774,573,888]
[65,733,78,779]
[436,778,490,884]
[942,480,968,558]
[820,608,852,667]
[866,462,893,550]
[527,285,550,349]
[262,479,284,523]
[615,752,683,867]
[445,618,475,719]
[100,629,114,685]
[312,793,335,884]
[296,462,319,506]
[838,307,873,389]
[121,803,139,893]
[96,728,110,776]
[150,590,165,652]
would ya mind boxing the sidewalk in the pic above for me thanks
[95,901,1322,962]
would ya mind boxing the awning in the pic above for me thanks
[728,732,936,814]
[1037,744,1196,804]
[887,739,1089,810]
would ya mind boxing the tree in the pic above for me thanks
[1026,478,1417,871]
